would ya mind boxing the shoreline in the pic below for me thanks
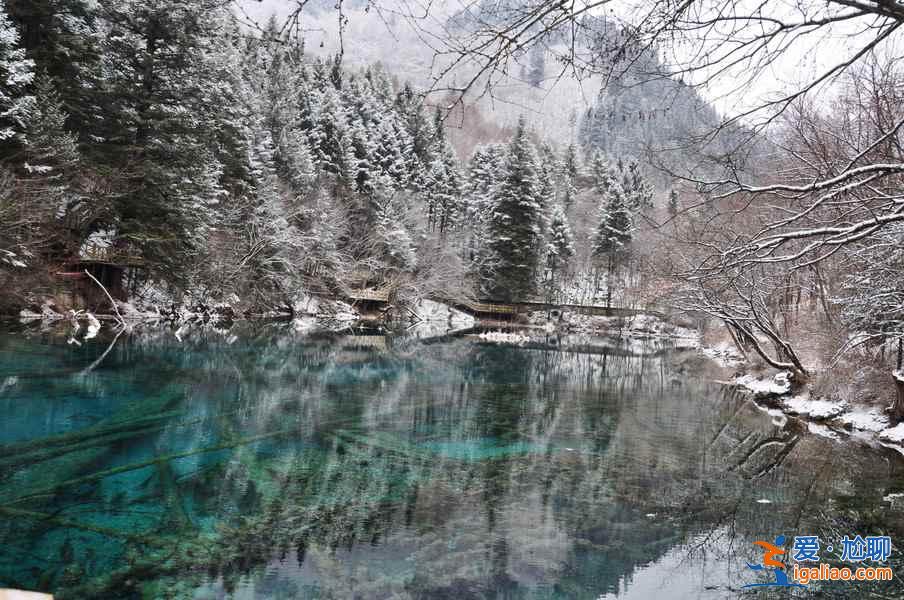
[722,367,904,456]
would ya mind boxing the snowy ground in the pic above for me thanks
[880,424,904,444]
[726,368,904,450]
[733,372,792,399]
[783,394,848,419]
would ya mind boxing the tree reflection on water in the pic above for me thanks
[0,324,902,598]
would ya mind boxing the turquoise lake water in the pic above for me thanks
[1,322,903,599]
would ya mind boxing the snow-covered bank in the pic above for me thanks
[732,371,792,399]
[15,291,366,339]
[724,369,904,452]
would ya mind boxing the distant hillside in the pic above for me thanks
[237,0,749,189]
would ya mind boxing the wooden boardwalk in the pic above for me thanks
[341,283,663,321]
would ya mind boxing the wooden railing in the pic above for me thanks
[78,242,145,266]
[343,288,662,320]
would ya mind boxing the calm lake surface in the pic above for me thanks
[1,322,903,599]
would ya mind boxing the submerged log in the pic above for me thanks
[0,506,165,546]
[0,410,181,471]
[8,427,297,505]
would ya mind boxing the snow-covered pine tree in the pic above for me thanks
[590,151,614,194]
[342,74,380,127]
[336,128,360,193]
[667,189,679,217]
[423,140,464,235]
[0,4,34,146]
[94,0,240,280]
[311,86,349,176]
[18,75,81,255]
[463,144,505,276]
[527,44,545,88]
[395,82,434,179]
[276,127,317,197]
[238,126,286,299]
[482,117,545,301]
[372,116,411,189]
[347,116,377,193]
[3,0,101,141]
[371,176,417,272]
[364,63,394,105]
[619,158,654,212]
[544,202,575,301]
[592,180,632,259]
[562,143,580,184]
[329,53,343,90]
[537,142,559,206]
[591,176,633,307]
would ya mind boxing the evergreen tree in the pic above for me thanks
[562,181,577,212]
[482,117,545,301]
[276,127,317,197]
[335,128,360,192]
[347,116,376,193]
[394,82,434,174]
[372,116,410,188]
[3,0,101,140]
[618,158,654,212]
[546,204,575,284]
[229,119,309,310]
[311,87,348,175]
[423,140,464,235]
[0,4,34,145]
[329,53,343,90]
[592,180,632,258]
[527,44,545,88]
[563,143,580,183]
[667,189,679,218]
[93,0,240,279]
[464,143,506,274]
[372,178,417,272]
[537,142,559,204]
[364,63,394,104]
[18,75,81,254]
[591,178,633,307]
[590,151,613,194]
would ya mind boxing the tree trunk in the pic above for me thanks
[895,339,904,423]
[606,254,613,309]
[894,374,904,423]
